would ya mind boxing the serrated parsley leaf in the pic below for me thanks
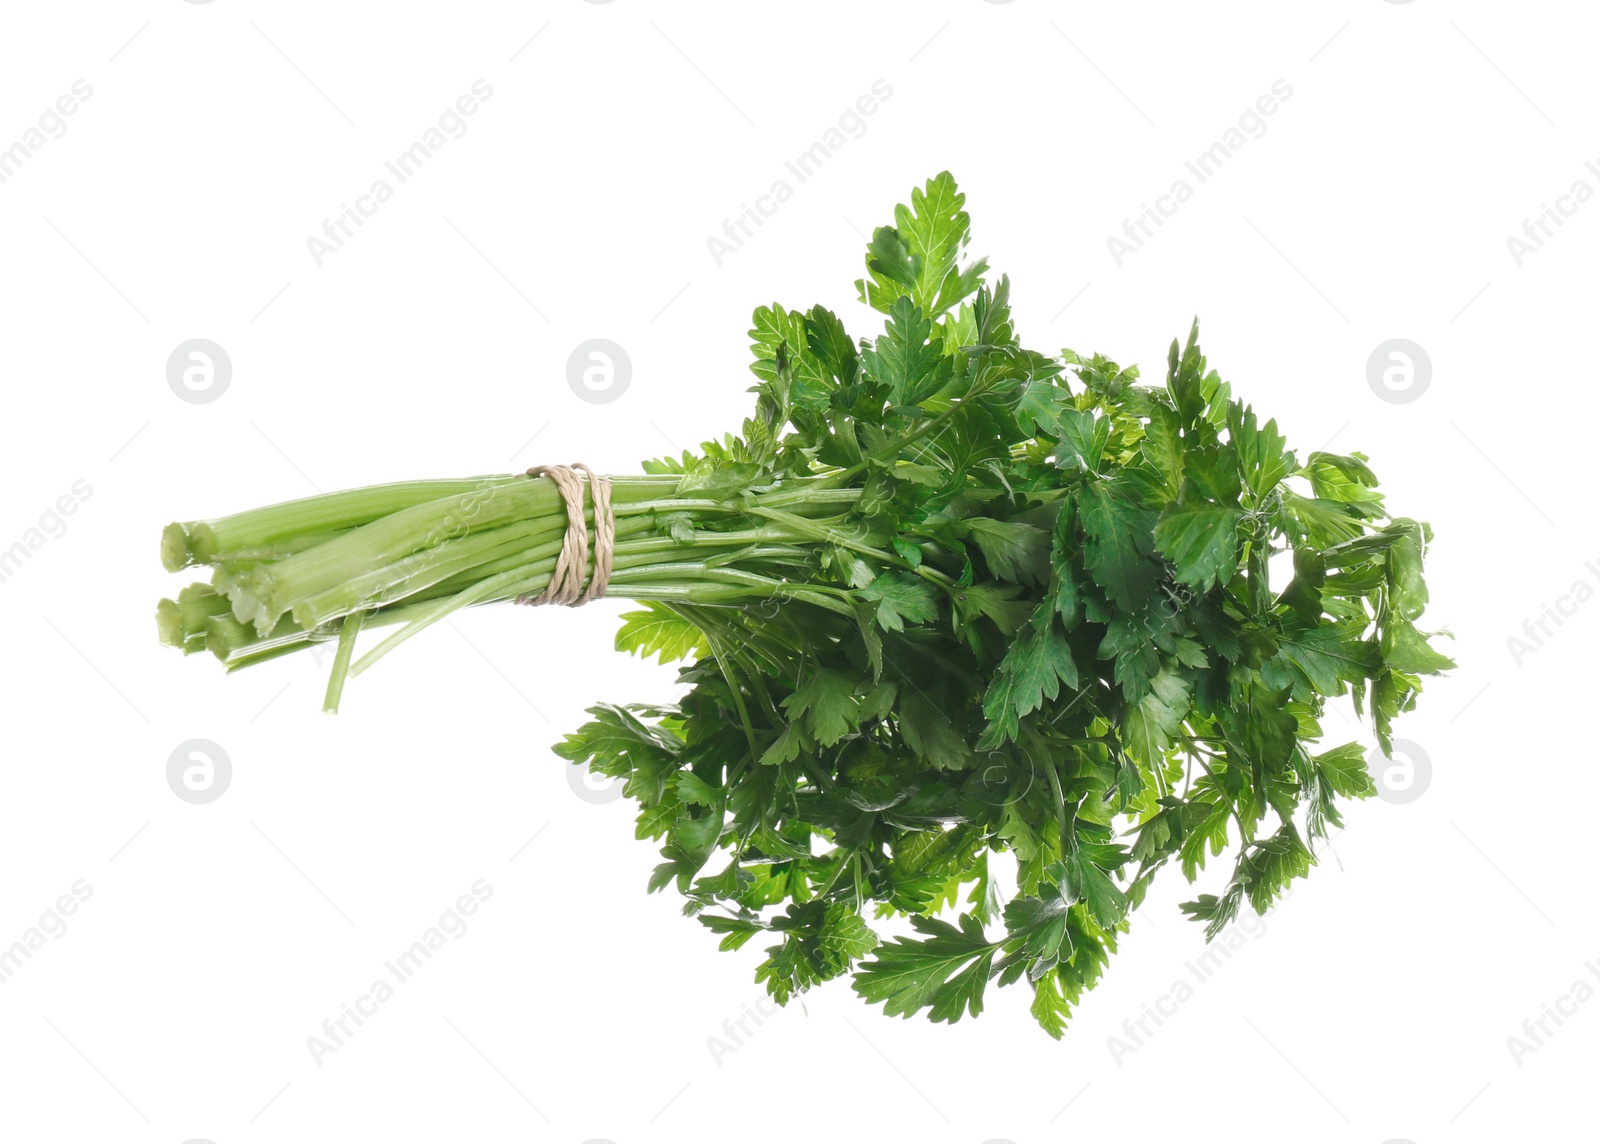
[1078,479,1159,611]
[853,912,997,1023]
[859,572,940,631]
[780,669,862,746]
[981,608,1079,744]
[1153,504,1242,591]
[964,518,1050,586]
[614,604,707,665]
[861,296,951,407]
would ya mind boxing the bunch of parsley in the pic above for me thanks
[556,173,1452,1034]
[159,173,1449,1035]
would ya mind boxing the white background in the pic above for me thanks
[0,2,1593,1142]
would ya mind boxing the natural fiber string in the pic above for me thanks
[515,463,613,606]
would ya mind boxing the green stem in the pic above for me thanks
[169,477,528,569]
[705,631,762,768]
[322,611,365,714]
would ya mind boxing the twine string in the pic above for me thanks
[516,463,613,606]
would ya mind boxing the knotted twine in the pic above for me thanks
[514,463,614,607]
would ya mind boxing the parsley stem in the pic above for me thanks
[321,610,365,714]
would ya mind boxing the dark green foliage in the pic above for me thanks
[553,173,1451,1036]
